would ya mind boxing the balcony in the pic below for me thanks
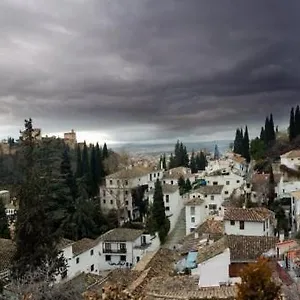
[102,248,127,254]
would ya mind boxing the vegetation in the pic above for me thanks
[147,179,170,244]
[233,126,250,162]
[237,257,281,300]
[169,140,189,169]
[0,198,10,239]
[178,176,192,195]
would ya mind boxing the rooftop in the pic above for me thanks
[224,207,274,222]
[148,184,179,194]
[163,167,192,179]
[106,166,157,179]
[145,276,237,300]
[185,197,205,206]
[251,173,281,189]
[197,237,228,263]
[291,190,300,200]
[98,228,144,242]
[231,153,246,164]
[72,238,98,256]
[193,185,224,195]
[281,150,300,159]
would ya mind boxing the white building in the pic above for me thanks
[290,191,300,231]
[280,150,300,170]
[100,166,163,221]
[196,235,277,287]
[224,207,275,236]
[204,172,245,198]
[277,176,300,198]
[0,190,10,205]
[185,198,206,235]
[148,184,183,231]
[189,185,224,217]
[227,153,247,177]
[162,167,196,186]
[59,228,159,282]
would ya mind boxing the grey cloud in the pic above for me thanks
[0,0,300,142]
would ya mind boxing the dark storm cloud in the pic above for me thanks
[0,0,300,141]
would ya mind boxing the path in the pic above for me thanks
[163,208,186,249]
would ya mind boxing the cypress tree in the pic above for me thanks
[260,127,265,142]
[214,144,220,160]
[75,144,82,178]
[269,114,276,143]
[190,151,197,173]
[90,145,98,197]
[268,166,276,208]
[81,142,89,176]
[168,153,175,169]
[289,107,296,142]
[295,105,300,137]
[0,198,10,239]
[13,118,65,279]
[95,143,105,181]
[102,143,109,159]
[185,178,192,193]
[264,116,270,145]
[243,126,250,163]
[178,176,186,195]
[233,129,240,153]
[197,151,207,171]
[162,153,167,170]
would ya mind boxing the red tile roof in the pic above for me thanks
[224,207,274,222]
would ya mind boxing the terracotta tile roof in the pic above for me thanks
[197,237,228,263]
[251,173,281,189]
[281,150,300,159]
[145,276,237,299]
[98,228,143,242]
[148,184,179,194]
[227,235,277,262]
[106,166,156,179]
[58,238,74,250]
[231,154,246,164]
[291,191,300,200]
[224,207,274,222]
[163,167,192,179]
[0,238,15,271]
[193,185,224,195]
[185,197,205,206]
[72,238,98,256]
[179,220,224,254]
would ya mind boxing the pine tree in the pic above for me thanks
[295,105,300,137]
[189,151,197,173]
[289,107,296,142]
[0,198,10,239]
[75,144,82,178]
[243,126,250,163]
[13,118,65,279]
[151,179,170,244]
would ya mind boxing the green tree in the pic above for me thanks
[0,198,10,239]
[250,138,266,161]
[178,176,186,195]
[185,178,192,193]
[233,128,244,155]
[267,166,276,208]
[289,107,296,142]
[189,151,197,173]
[162,153,167,170]
[295,105,300,137]
[90,145,99,197]
[151,179,170,244]
[213,144,220,160]
[243,126,250,163]
[95,143,105,182]
[269,114,276,143]
[102,143,109,159]
[13,118,65,279]
[75,144,82,178]
[168,153,175,169]
[260,127,265,141]
[196,151,207,171]
[237,257,281,300]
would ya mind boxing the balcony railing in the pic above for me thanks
[103,248,127,254]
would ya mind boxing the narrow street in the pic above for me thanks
[163,208,186,249]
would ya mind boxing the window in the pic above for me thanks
[91,264,94,272]
[166,195,169,203]
[171,180,174,185]
[165,206,170,211]
[190,206,195,215]
[120,243,126,251]
[117,180,120,185]
[103,199,106,204]
[240,221,245,230]
[211,195,214,200]
[110,200,113,205]
[136,256,140,262]
[230,220,235,226]
[90,249,94,256]
[213,181,218,185]
[205,205,208,208]
[225,191,229,195]
[76,257,79,264]
[208,204,217,210]
[266,220,269,229]
[104,243,111,250]
[190,228,195,232]
[263,222,265,231]
[236,180,240,183]
[157,173,160,177]
[103,190,106,197]
[125,201,129,205]
[120,255,126,261]
[154,173,156,177]
[193,195,195,198]
[110,180,113,185]
[105,255,111,261]
[163,180,166,184]
[205,194,207,198]
[125,180,128,185]
[226,181,230,185]
[125,190,128,195]
[191,217,195,223]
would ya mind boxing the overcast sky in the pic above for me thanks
[0,0,299,144]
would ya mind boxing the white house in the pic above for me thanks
[148,184,183,231]
[190,185,224,217]
[280,150,300,170]
[224,207,275,236]
[196,235,277,287]
[100,166,163,221]
[277,176,300,198]
[162,167,196,186]
[204,172,245,198]
[59,228,159,282]
[185,198,206,235]
[290,191,300,231]
[227,153,247,177]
